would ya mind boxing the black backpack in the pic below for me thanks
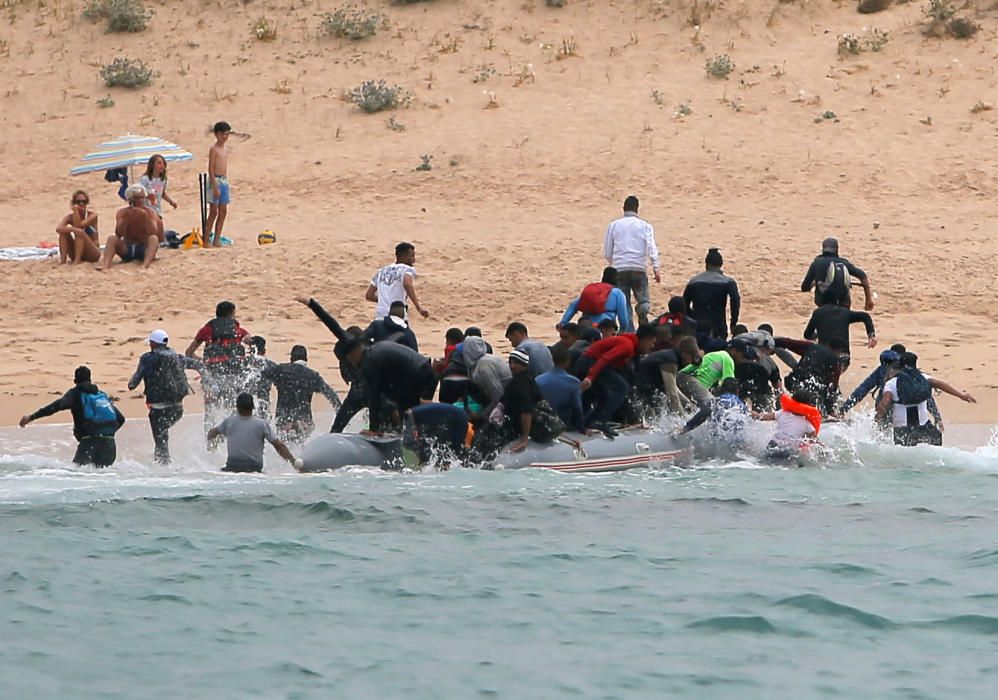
[149,351,192,404]
[895,368,932,405]
[817,260,851,304]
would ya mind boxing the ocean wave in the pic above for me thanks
[685,615,780,634]
[776,594,898,629]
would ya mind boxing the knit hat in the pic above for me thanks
[508,349,530,366]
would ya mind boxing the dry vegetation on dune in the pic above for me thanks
[0,0,997,421]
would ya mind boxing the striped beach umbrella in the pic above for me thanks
[70,134,194,176]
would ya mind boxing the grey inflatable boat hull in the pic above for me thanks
[300,428,691,473]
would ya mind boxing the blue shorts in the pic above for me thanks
[206,175,231,206]
[121,243,146,262]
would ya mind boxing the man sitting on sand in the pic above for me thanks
[100,185,163,271]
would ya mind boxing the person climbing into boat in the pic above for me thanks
[505,322,554,378]
[471,350,563,459]
[403,402,473,466]
[676,339,756,422]
[679,378,749,454]
[536,345,585,433]
[875,352,975,446]
[575,324,657,435]
[340,339,436,434]
[295,295,369,433]
[755,389,823,462]
[463,335,512,422]
[558,266,633,333]
[776,336,849,417]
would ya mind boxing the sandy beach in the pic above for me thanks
[1,0,995,428]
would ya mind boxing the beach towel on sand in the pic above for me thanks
[0,247,59,261]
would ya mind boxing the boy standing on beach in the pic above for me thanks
[205,121,231,247]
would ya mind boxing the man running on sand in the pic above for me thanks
[205,121,232,247]
[100,185,163,271]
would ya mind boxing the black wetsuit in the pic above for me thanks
[243,355,278,416]
[778,338,844,415]
[800,253,866,307]
[28,383,126,467]
[362,342,436,432]
[303,298,369,433]
[683,269,740,339]
[735,361,774,411]
[803,304,875,353]
[263,361,341,442]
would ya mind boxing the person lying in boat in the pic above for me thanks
[754,389,822,462]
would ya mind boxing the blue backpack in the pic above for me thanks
[895,368,932,405]
[81,390,119,436]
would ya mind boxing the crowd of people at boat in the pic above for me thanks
[23,195,977,471]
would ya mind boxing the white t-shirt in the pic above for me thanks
[883,375,933,427]
[371,263,416,319]
[138,175,167,216]
[772,411,812,449]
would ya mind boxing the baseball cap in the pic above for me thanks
[879,349,900,366]
[822,237,839,253]
[148,329,169,345]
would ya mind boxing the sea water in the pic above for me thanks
[2,415,998,699]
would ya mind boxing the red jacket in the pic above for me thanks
[581,334,639,381]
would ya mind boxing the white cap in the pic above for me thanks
[148,329,169,345]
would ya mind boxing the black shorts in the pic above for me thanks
[74,437,117,467]
[222,463,263,473]
[121,243,146,262]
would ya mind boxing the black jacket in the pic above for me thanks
[363,316,419,351]
[361,343,432,430]
[803,304,875,351]
[263,361,340,423]
[801,254,866,306]
[30,382,126,441]
[683,269,740,338]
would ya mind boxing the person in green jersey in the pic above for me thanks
[677,339,757,412]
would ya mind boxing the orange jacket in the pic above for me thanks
[780,393,822,435]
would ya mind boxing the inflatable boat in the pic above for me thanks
[299,428,691,473]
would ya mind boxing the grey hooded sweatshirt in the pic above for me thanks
[463,337,511,404]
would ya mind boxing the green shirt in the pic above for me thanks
[680,350,735,389]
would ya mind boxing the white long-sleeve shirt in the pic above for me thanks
[603,212,660,273]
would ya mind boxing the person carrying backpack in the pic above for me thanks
[876,352,975,446]
[800,238,875,311]
[19,366,125,467]
[128,329,202,464]
[558,267,633,333]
